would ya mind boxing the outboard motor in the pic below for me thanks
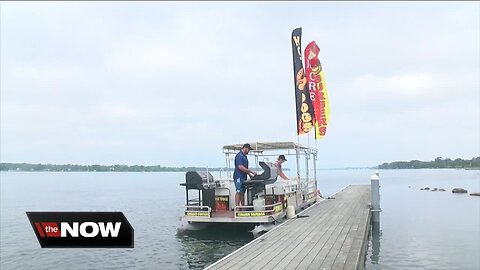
[244,162,278,206]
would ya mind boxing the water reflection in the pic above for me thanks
[371,221,382,262]
[177,224,253,270]
[368,218,383,268]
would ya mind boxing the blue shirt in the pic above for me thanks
[233,151,249,180]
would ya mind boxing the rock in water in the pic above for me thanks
[431,188,438,191]
[439,188,446,191]
[469,192,480,197]
[420,187,430,190]
[452,188,468,194]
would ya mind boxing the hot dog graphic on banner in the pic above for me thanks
[291,28,315,135]
[304,41,330,139]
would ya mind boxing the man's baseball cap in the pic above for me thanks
[279,155,287,161]
[242,143,253,150]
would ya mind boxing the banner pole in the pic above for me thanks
[307,131,310,149]
[314,138,318,193]
[296,134,300,179]
[306,131,311,181]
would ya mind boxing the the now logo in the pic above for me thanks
[34,222,121,238]
[27,212,134,248]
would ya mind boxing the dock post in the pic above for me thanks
[371,171,381,222]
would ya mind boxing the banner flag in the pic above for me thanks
[291,28,315,135]
[304,41,330,139]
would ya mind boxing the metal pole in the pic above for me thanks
[305,149,309,180]
[307,131,310,151]
[225,153,230,178]
[314,140,318,182]
[371,171,381,222]
[313,149,317,192]
[307,133,311,182]
[296,136,300,179]
[255,142,259,173]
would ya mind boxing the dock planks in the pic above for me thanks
[206,185,371,270]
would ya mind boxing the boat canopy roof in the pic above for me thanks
[222,141,316,153]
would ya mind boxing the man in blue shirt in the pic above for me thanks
[233,143,257,207]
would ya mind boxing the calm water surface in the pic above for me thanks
[1,169,479,269]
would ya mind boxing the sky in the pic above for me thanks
[1,2,479,169]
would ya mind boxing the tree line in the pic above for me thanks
[0,163,229,172]
[378,157,480,169]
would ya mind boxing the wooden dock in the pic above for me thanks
[206,185,371,270]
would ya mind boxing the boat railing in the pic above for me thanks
[234,202,283,218]
[186,198,201,205]
[295,178,317,193]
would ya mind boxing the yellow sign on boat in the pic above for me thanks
[237,212,266,217]
[186,212,209,217]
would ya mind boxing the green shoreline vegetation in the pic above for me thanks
[378,157,480,169]
[1,156,479,172]
[0,163,229,172]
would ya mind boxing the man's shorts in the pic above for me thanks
[234,178,246,193]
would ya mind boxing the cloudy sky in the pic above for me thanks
[1,2,479,168]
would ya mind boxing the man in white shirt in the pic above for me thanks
[274,155,289,180]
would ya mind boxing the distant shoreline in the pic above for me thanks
[378,157,479,170]
[0,163,229,172]
[1,162,479,172]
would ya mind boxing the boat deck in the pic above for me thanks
[211,211,235,218]
[206,185,371,270]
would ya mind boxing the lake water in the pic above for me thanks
[1,169,479,269]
